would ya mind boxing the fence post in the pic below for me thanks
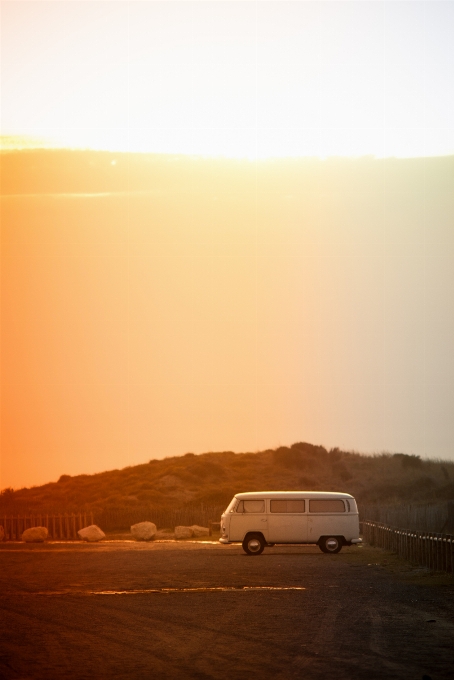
[362,519,453,574]
[437,533,441,572]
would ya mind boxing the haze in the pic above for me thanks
[1,1,453,489]
[2,1,453,157]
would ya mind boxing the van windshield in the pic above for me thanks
[224,497,239,514]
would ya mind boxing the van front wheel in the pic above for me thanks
[319,536,342,554]
[242,533,265,555]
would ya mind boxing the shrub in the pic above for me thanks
[393,453,422,469]
[186,461,223,478]
[274,444,326,469]
[331,461,352,482]
[292,442,327,457]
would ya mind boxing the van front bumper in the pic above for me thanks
[218,537,229,544]
[350,538,363,544]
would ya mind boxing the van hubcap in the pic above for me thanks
[327,538,339,551]
[248,539,261,552]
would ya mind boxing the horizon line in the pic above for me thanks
[2,145,454,164]
[2,135,454,162]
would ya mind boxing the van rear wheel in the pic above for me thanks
[242,533,265,555]
[319,536,342,554]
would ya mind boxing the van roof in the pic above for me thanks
[235,491,354,500]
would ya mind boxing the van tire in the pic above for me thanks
[242,533,266,555]
[319,536,343,554]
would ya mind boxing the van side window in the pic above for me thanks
[309,500,345,513]
[237,500,265,513]
[345,499,350,512]
[270,500,305,513]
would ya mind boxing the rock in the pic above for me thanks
[77,525,105,542]
[156,530,175,539]
[190,525,209,537]
[0,525,4,541]
[130,521,157,541]
[174,525,193,540]
[22,526,48,542]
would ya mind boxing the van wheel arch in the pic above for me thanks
[318,536,344,554]
[242,532,266,555]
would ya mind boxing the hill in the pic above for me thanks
[1,444,453,518]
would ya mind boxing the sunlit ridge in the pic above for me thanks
[2,133,452,161]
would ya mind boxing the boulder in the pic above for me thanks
[0,525,4,541]
[78,525,105,542]
[174,525,193,540]
[190,525,209,538]
[22,526,48,543]
[130,521,157,541]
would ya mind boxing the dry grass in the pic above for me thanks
[341,543,454,587]
[1,443,453,520]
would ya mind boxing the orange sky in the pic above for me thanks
[2,153,453,489]
[1,1,454,489]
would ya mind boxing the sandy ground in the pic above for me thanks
[0,539,453,680]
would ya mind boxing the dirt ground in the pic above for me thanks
[0,539,453,680]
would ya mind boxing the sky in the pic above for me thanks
[1,0,454,158]
[1,1,454,490]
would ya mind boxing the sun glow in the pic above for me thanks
[2,1,454,489]
[2,1,453,159]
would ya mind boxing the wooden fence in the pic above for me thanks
[1,512,94,541]
[96,504,224,532]
[0,505,224,540]
[361,520,454,573]
[360,502,454,533]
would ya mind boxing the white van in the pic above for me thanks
[219,491,362,555]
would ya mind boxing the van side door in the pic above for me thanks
[268,499,308,543]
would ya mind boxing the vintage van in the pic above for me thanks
[219,491,362,555]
